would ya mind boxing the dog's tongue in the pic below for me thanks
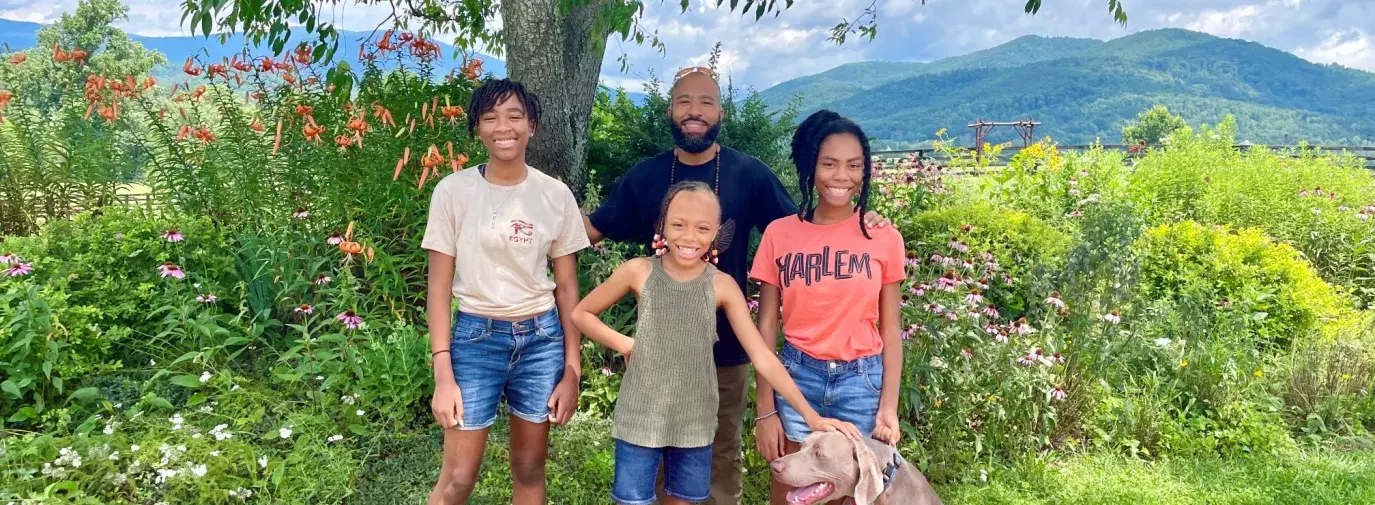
[785,482,834,504]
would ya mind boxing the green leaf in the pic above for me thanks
[0,380,21,399]
[171,374,203,388]
[171,350,201,366]
[202,11,212,37]
[348,423,373,436]
[149,397,174,410]
[68,387,101,404]
[187,393,207,406]
[8,407,36,423]
[52,376,62,394]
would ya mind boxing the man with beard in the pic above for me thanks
[584,66,888,504]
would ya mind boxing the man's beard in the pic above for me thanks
[670,118,722,154]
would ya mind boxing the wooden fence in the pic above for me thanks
[873,144,1375,169]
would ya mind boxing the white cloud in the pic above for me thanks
[599,75,649,92]
[1295,29,1375,71]
[1185,5,1265,38]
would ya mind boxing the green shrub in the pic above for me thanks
[1136,221,1359,348]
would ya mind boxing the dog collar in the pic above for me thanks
[881,452,900,493]
[843,451,902,505]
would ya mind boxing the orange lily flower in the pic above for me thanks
[303,118,325,143]
[464,58,484,81]
[0,89,12,112]
[190,85,207,101]
[176,124,191,142]
[347,114,370,134]
[7,53,27,65]
[282,73,296,85]
[183,57,202,76]
[295,104,314,117]
[230,55,252,72]
[249,116,266,134]
[273,61,291,71]
[393,146,411,181]
[142,76,156,91]
[193,125,215,143]
[259,57,276,72]
[97,104,117,124]
[294,44,313,65]
[334,134,353,149]
[207,63,228,80]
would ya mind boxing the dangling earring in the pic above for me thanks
[652,234,667,257]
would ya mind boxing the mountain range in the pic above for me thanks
[760,29,1375,146]
[4,18,1374,146]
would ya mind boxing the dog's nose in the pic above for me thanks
[770,460,784,473]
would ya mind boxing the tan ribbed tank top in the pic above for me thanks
[611,257,720,448]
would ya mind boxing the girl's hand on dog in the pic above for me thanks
[872,409,901,446]
[755,415,787,462]
[432,382,464,429]
[807,416,863,441]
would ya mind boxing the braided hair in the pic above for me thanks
[467,78,543,137]
[654,180,719,240]
[790,109,874,239]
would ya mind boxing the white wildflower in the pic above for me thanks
[108,451,120,461]
[327,434,343,443]
[1154,338,1172,347]
[199,371,212,383]
[130,444,140,452]
[356,409,364,416]
[258,455,268,468]
[190,464,207,478]
[210,450,220,457]
[279,427,293,439]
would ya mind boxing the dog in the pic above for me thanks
[770,431,942,505]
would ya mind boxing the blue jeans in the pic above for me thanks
[775,341,882,443]
[450,309,564,429]
[611,440,712,505]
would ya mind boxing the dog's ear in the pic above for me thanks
[852,437,884,505]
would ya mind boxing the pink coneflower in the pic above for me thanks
[162,229,184,242]
[600,367,614,377]
[1068,178,1078,187]
[336,310,363,329]
[901,324,923,340]
[294,303,314,314]
[962,259,975,271]
[1052,352,1065,364]
[3,262,32,277]
[314,274,332,285]
[0,252,18,265]
[995,330,1009,344]
[1044,292,1066,310]
[1012,317,1035,336]
[984,323,1000,335]
[982,305,1000,319]
[747,298,760,312]
[1001,274,1013,286]
[961,348,973,359]
[1016,353,1035,366]
[1078,170,1088,177]
[326,231,344,245]
[976,278,990,291]
[927,303,944,314]
[1298,190,1310,197]
[1102,310,1121,324]
[905,257,921,268]
[967,310,981,321]
[965,289,983,306]
[1068,187,1081,196]
[1050,385,1066,401]
[929,253,945,264]
[953,241,969,254]
[945,311,959,321]
[158,262,185,279]
[292,207,310,219]
[913,282,929,296]
[195,294,218,303]
[937,271,960,291]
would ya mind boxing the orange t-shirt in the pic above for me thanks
[749,213,906,361]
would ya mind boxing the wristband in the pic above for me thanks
[432,349,451,358]
[754,410,778,422]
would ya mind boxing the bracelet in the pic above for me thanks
[432,349,451,358]
[754,410,778,422]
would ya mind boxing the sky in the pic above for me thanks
[2,0,1372,92]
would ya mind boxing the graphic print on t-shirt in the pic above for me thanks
[509,219,535,244]
[774,246,874,288]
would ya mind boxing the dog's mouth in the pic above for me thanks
[785,482,835,504]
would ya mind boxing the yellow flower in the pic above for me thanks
[1342,373,1352,381]
[934,399,942,408]
[1253,369,1263,378]
[1180,360,1189,368]
[935,128,947,137]
[986,395,997,403]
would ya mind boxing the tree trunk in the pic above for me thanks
[501,0,609,196]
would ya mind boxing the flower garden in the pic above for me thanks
[5,7,1375,505]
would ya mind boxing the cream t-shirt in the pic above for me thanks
[421,166,590,319]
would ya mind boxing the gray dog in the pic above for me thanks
[769,432,942,505]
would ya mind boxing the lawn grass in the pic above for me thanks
[351,416,1375,505]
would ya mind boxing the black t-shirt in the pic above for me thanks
[589,146,799,366]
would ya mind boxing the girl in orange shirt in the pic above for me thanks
[748,110,907,505]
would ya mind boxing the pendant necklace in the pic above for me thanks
[480,164,517,230]
[669,146,721,195]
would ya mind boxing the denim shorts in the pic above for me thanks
[611,439,712,505]
[450,309,564,429]
[775,341,882,443]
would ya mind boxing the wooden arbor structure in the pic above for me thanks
[969,119,1041,160]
